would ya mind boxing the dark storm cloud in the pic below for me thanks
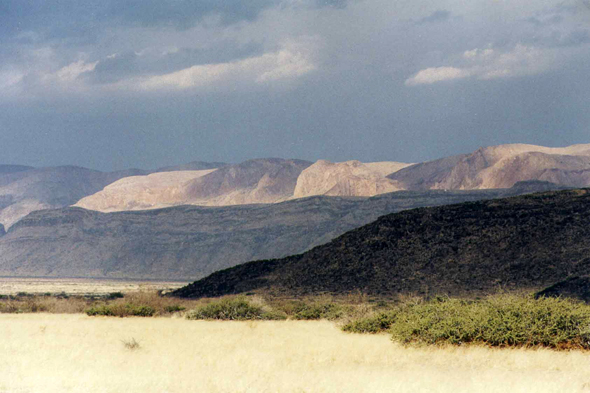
[109,0,277,29]
[0,0,277,44]
[415,9,451,25]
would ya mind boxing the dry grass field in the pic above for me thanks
[2,314,590,393]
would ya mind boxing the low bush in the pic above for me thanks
[186,297,286,321]
[388,294,590,349]
[342,311,397,334]
[107,292,125,300]
[164,304,186,313]
[292,301,345,320]
[86,303,155,317]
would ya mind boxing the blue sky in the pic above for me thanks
[1,0,589,170]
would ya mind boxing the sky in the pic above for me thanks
[1,0,589,171]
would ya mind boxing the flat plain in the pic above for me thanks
[2,314,590,393]
[0,277,187,296]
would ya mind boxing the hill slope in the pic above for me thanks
[173,188,590,298]
[0,186,552,280]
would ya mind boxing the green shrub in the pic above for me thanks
[85,303,155,317]
[186,297,286,321]
[292,302,345,320]
[164,304,186,313]
[107,292,125,299]
[389,294,590,349]
[342,311,397,334]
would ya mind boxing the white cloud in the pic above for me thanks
[405,66,471,86]
[55,60,99,82]
[134,39,318,91]
[406,44,556,86]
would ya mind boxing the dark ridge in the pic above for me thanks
[172,189,590,298]
[0,224,5,237]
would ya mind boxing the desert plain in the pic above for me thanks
[1,279,590,393]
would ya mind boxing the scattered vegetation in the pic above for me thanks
[0,290,200,316]
[5,288,590,350]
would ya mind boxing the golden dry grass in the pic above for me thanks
[2,314,590,393]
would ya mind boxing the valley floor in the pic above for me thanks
[0,277,187,296]
[1,314,590,393]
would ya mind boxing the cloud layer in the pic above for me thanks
[1,0,589,171]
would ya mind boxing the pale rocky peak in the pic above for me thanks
[293,160,410,198]
[74,169,216,212]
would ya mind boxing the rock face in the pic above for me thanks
[74,170,217,212]
[183,158,313,206]
[173,188,590,298]
[0,188,540,280]
[389,143,590,190]
[293,160,409,198]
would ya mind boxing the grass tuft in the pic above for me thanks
[121,338,141,350]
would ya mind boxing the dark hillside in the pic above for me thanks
[173,189,590,298]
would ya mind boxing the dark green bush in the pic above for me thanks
[389,294,590,349]
[342,311,397,333]
[107,292,125,299]
[186,297,286,321]
[164,304,186,313]
[85,303,155,317]
[292,302,344,320]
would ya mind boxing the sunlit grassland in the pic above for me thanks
[2,314,590,393]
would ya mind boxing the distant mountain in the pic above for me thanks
[3,143,590,227]
[388,143,590,190]
[73,169,218,212]
[73,143,590,215]
[76,158,313,212]
[172,188,589,298]
[0,186,555,280]
[0,161,226,228]
[0,166,149,229]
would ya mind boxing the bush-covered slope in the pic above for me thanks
[173,189,590,298]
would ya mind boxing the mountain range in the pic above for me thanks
[0,142,589,281]
[2,143,589,230]
[0,185,561,279]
